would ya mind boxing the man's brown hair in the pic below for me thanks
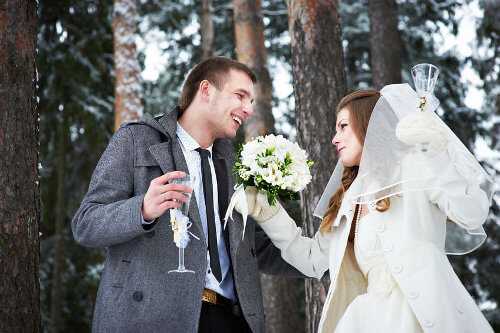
[178,57,257,112]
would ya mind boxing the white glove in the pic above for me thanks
[235,187,281,223]
[396,111,448,153]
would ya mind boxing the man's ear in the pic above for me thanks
[199,80,211,102]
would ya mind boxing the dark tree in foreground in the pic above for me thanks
[288,0,347,332]
[0,1,40,331]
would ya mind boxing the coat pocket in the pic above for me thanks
[111,258,133,287]
[106,258,133,306]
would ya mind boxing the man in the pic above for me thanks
[72,57,300,333]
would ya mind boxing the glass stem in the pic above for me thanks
[179,247,185,270]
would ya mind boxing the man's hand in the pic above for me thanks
[142,171,193,221]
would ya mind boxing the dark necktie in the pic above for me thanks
[196,148,222,282]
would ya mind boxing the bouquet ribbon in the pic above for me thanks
[224,184,248,240]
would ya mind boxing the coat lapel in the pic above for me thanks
[146,108,178,175]
[213,155,233,256]
[213,140,243,260]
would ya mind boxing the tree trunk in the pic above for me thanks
[49,116,69,333]
[200,0,215,60]
[288,1,346,332]
[368,0,402,89]
[113,0,143,131]
[234,2,302,332]
[233,0,275,139]
[483,0,500,152]
[0,1,41,331]
[260,274,304,333]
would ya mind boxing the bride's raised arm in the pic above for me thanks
[423,148,490,230]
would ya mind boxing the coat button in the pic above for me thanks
[145,230,155,238]
[133,291,143,302]
[408,291,419,299]
[457,304,465,314]
[391,264,403,274]
[423,319,434,328]
[376,224,385,233]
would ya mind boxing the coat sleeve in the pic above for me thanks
[257,208,332,279]
[71,126,151,248]
[425,149,490,230]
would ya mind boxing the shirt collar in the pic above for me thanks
[176,122,213,154]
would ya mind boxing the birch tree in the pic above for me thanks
[113,0,143,131]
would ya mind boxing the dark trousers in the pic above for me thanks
[198,301,252,333]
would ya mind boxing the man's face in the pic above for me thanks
[208,69,255,139]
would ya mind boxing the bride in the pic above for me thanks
[237,84,494,332]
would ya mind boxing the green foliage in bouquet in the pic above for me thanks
[233,144,314,206]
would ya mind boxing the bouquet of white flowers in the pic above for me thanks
[224,134,313,238]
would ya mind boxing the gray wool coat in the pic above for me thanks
[72,108,302,333]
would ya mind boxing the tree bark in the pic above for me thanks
[260,274,304,333]
[0,1,41,331]
[483,0,500,152]
[234,2,303,332]
[233,0,275,140]
[288,1,346,332]
[200,0,215,60]
[49,116,69,333]
[113,0,143,131]
[368,0,403,89]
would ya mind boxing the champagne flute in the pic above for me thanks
[411,63,440,152]
[411,63,440,112]
[168,174,196,274]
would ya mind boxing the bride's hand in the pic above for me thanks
[396,111,448,153]
[235,186,281,223]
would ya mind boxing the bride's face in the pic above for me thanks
[332,108,363,167]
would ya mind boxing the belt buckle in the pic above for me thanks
[202,289,218,304]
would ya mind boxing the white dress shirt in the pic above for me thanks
[175,123,236,301]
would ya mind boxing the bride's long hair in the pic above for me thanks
[320,90,389,233]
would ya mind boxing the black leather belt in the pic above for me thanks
[202,289,242,317]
